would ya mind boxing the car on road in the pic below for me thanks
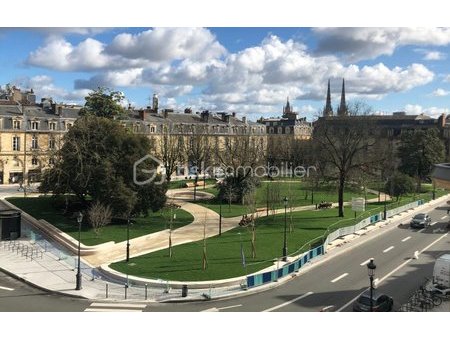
[353,290,394,312]
[410,213,431,228]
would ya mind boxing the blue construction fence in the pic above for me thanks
[246,245,324,288]
[246,199,425,289]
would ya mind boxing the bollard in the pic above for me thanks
[145,284,148,300]
[125,283,128,300]
[105,283,109,299]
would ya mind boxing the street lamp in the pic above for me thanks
[367,258,376,312]
[194,171,199,201]
[219,200,222,236]
[126,216,130,262]
[75,211,83,290]
[282,196,288,262]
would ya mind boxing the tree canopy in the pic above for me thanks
[398,128,445,186]
[79,87,126,119]
[40,115,167,217]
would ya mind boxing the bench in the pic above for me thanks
[185,182,200,188]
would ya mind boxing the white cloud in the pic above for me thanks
[444,74,450,83]
[313,28,450,61]
[405,104,450,118]
[431,88,450,96]
[107,28,226,62]
[423,51,446,60]
[12,75,89,103]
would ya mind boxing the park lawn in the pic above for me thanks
[168,179,216,190]
[6,196,194,246]
[109,202,391,282]
[199,181,376,218]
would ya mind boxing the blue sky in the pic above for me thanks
[1,27,450,121]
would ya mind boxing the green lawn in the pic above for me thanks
[109,200,402,282]
[199,181,376,218]
[168,178,217,190]
[7,196,194,246]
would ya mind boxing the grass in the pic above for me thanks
[7,196,194,246]
[109,198,411,282]
[199,181,376,218]
[167,178,216,190]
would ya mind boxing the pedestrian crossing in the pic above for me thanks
[84,302,147,312]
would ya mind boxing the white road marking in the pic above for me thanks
[383,246,394,253]
[360,259,372,266]
[331,273,349,283]
[85,302,146,312]
[337,233,448,312]
[431,222,437,226]
[0,286,14,291]
[418,228,426,233]
[441,216,447,220]
[217,304,242,310]
[320,305,335,312]
[401,236,411,242]
[202,304,242,312]
[262,291,314,312]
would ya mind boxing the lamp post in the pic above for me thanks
[75,211,83,290]
[126,216,130,262]
[193,170,199,202]
[282,196,288,262]
[367,258,376,312]
[219,201,222,236]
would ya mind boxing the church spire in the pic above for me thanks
[284,96,291,114]
[337,78,347,116]
[323,79,333,117]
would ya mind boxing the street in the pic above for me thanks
[0,202,448,312]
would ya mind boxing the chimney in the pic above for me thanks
[232,112,236,117]
[242,116,247,124]
[184,107,192,114]
[438,113,446,128]
[58,106,62,116]
[139,109,147,121]
[201,110,210,122]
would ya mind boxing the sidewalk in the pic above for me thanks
[1,192,448,302]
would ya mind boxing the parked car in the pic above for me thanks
[353,290,393,312]
[410,213,431,228]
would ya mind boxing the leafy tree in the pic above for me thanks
[385,172,415,201]
[398,128,445,190]
[79,87,126,119]
[40,115,167,217]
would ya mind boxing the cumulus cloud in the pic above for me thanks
[107,27,226,62]
[431,88,450,96]
[12,75,89,103]
[313,28,450,62]
[423,51,446,60]
[405,104,449,118]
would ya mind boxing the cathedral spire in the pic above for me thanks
[337,78,347,116]
[323,79,333,117]
[284,96,291,114]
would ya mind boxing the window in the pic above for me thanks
[31,157,38,166]
[269,127,274,134]
[66,122,72,130]
[31,121,39,130]
[150,125,156,133]
[49,122,56,131]
[12,136,20,151]
[277,127,283,134]
[49,158,55,165]
[13,120,21,129]
[49,138,56,150]
[133,124,140,133]
[31,135,38,149]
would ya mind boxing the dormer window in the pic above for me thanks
[31,121,39,130]
[49,122,56,131]
[13,120,21,130]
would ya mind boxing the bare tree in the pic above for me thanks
[158,124,185,182]
[313,102,379,217]
[87,201,112,237]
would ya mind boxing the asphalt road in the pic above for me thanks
[0,202,448,312]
